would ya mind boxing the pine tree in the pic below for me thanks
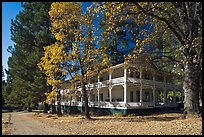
[6,2,54,111]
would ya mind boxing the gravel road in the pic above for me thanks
[10,112,66,135]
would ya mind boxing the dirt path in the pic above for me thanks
[10,112,66,135]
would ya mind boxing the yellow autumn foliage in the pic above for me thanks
[38,42,66,102]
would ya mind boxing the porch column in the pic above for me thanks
[124,67,127,103]
[81,91,83,102]
[109,87,112,102]
[109,69,113,102]
[97,89,100,102]
[140,86,143,103]
[153,71,156,106]
[88,94,91,102]
[163,76,167,106]
[140,67,143,102]
[109,69,113,83]
[87,85,90,102]
[98,75,100,84]
[97,75,100,102]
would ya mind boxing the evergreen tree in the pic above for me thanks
[5,2,54,111]
[2,66,5,80]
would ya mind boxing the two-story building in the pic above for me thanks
[59,53,183,115]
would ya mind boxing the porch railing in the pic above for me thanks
[75,77,180,91]
[100,80,109,88]
[61,101,155,108]
[111,77,125,84]
[127,77,140,83]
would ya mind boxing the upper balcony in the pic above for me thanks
[84,62,181,90]
[86,76,179,90]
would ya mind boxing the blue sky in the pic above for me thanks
[2,2,92,80]
[2,2,23,79]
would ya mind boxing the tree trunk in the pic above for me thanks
[56,90,62,116]
[199,68,202,110]
[82,83,91,119]
[27,107,32,112]
[43,102,49,113]
[27,103,32,112]
[183,62,200,115]
[43,92,48,113]
[51,103,56,114]
[69,97,72,114]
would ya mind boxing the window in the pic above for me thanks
[91,94,95,101]
[144,91,150,102]
[99,93,103,101]
[130,91,134,102]
[136,91,140,102]
[77,96,81,101]
[100,77,103,82]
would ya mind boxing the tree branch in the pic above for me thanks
[135,3,186,46]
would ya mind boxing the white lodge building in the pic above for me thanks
[60,53,183,115]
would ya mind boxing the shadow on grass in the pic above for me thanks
[90,109,184,122]
[127,116,181,122]
[36,107,187,123]
[91,114,182,122]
